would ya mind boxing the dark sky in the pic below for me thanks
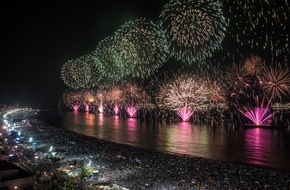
[1,1,163,108]
[1,1,289,108]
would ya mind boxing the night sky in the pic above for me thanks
[1,1,162,108]
[1,1,289,108]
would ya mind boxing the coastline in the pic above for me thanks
[47,120,290,173]
[19,117,290,189]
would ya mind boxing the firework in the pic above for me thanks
[159,0,227,63]
[83,91,95,104]
[114,18,169,78]
[238,96,273,126]
[157,72,228,121]
[158,74,211,111]
[107,86,124,115]
[73,105,79,111]
[92,36,131,83]
[113,105,119,115]
[240,107,273,126]
[243,56,264,75]
[60,90,83,110]
[114,81,151,109]
[226,63,252,90]
[122,81,143,104]
[61,55,101,89]
[126,106,138,118]
[223,0,289,54]
[208,81,227,108]
[85,104,89,112]
[177,107,194,122]
[259,65,290,100]
[107,86,123,104]
[98,104,104,114]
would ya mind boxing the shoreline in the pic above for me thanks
[54,124,290,173]
[18,117,290,189]
[33,113,289,172]
[38,110,290,171]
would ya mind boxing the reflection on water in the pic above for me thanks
[164,122,210,156]
[166,122,194,154]
[126,118,138,144]
[244,128,287,169]
[42,111,290,170]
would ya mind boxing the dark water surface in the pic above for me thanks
[38,111,290,170]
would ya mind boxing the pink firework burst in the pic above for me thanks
[238,97,273,126]
[73,104,79,111]
[98,104,104,114]
[126,106,137,118]
[177,107,194,122]
[114,105,119,115]
[85,104,89,112]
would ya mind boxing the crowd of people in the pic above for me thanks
[2,110,290,189]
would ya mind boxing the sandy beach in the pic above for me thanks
[11,116,289,190]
